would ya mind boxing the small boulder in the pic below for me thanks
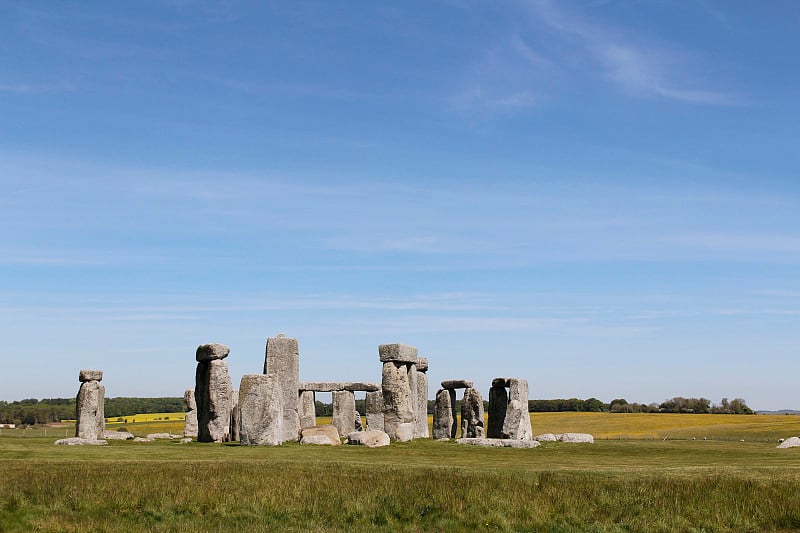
[300,425,341,446]
[348,430,390,448]
[180,437,192,444]
[196,343,230,362]
[101,430,133,440]
[134,436,154,442]
[301,435,336,445]
[534,433,558,442]
[777,436,800,449]
[395,422,415,442]
[559,433,594,443]
[54,437,107,446]
[146,433,180,440]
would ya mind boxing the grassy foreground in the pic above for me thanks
[2,413,800,531]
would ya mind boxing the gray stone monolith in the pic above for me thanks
[433,388,457,439]
[502,379,532,440]
[229,389,240,442]
[239,374,284,446]
[183,389,198,438]
[264,333,300,442]
[487,384,508,438]
[332,390,356,437]
[461,387,484,438]
[299,390,316,428]
[195,344,233,443]
[381,360,415,440]
[365,390,384,431]
[354,407,364,431]
[75,370,105,440]
[415,358,429,438]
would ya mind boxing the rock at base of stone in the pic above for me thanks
[378,343,419,363]
[180,437,192,444]
[433,389,457,440]
[55,437,107,446]
[365,390,384,432]
[134,437,154,442]
[301,425,341,446]
[79,369,103,382]
[456,438,540,449]
[460,387,484,438]
[347,430,390,448]
[239,374,284,446]
[395,422,415,442]
[195,343,230,362]
[534,433,558,442]
[777,436,800,449]
[559,433,594,443]
[441,379,473,390]
[101,430,133,440]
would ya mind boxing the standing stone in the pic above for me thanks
[365,390,384,431]
[183,389,198,438]
[502,379,532,440]
[298,390,316,428]
[75,370,105,440]
[229,389,240,442]
[332,390,356,437]
[487,385,508,438]
[354,407,364,431]
[408,363,419,436]
[264,334,300,442]
[239,374,284,446]
[433,389,457,439]
[415,358,429,438]
[382,361,414,440]
[195,344,233,443]
[461,387,484,438]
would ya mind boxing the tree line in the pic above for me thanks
[0,397,186,426]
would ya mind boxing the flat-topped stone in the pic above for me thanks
[441,379,473,389]
[79,369,103,382]
[196,343,230,362]
[457,438,540,449]
[559,433,594,443]
[416,358,428,372]
[379,343,419,363]
[298,381,381,392]
[55,437,107,446]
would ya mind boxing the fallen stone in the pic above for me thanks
[301,424,341,445]
[777,436,800,449]
[264,334,300,443]
[55,437,107,446]
[147,433,181,440]
[534,433,558,442]
[301,435,336,445]
[298,381,381,392]
[559,433,594,443]
[395,422,415,442]
[195,343,230,362]
[239,374,284,446]
[441,379,473,390]
[348,430,390,448]
[433,388,457,440]
[79,369,103,382]
[134,437,154,442]
[456,438,540,449]
[461,387,484,438]
[379,343,419,363]
[180,437,192,444]
[101,430,133,440]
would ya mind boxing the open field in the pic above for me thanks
[2,413,800,531]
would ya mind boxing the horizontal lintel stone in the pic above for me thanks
[441,379,473,390]
[298,381,381,392]
[378,343,419,363]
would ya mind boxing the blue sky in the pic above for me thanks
[1,1,799,409]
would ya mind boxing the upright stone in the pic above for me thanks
[298,390,316,428]
[382,361,415,440]
[408,363,419,436]
[433,388,457,439]
[264,333,300,442]
[332,390,356,437]
[502,379,532,440]
[415,358,429,438]
[487,385,508,438]
[365,390,384,431]
[229,389,240,442]
[239,374,284,446]
[75,369,105,440]
[461,387,484,438]
[195,344,233,443]
[183,389,198,438]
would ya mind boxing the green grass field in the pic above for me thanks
[2,413,800,531]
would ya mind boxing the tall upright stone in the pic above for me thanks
[299,390,316,428]
[239,374,284,446]
[365,390,384,431]
[432,388,457,439]
[183,389,198,438]
[229,389,240,442]
[461,387,484,438]
[381,346,417,440]
[414,358,429,438]
[76,369,104,440]
[487,383,508,438]
[195,343,233,443]
[264,333,300,442]
[503,379,533,440]
[332,390,356,438]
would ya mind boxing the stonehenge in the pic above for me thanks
[195,343,233,443]
[239,374,284,445]
[380,344,428,441]
[297,381,380,437]
[487,378,533,440]
[264,334,301,442]
[76,369,105,440]
[433,388,457,439]
[461,387,484,438]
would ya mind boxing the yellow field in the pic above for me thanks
[105,412,185,424]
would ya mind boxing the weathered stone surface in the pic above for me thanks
[365,390,384,431]
[184,389,197,411]
[441,379,473,390]
[55,437,107,446]
[433,389,457,440]
[183,389,198,438]
[332,390,356,437]
[299,390,316,428]
[239,374,284,446]
[348,430,390,448]
[147,433,181,440]
[134,436,154,442]
[76,380,105,440]
[301,424,341,446]
[79,369,103,382]
[395,422,415,442]
[487,385,508,438]
[456,438,540,449]
[101,430,133,440]
[195,343,230,362]
[298,381,381,392]
[195,358,232,443]
[301,435,334,445]
[229,389,240,442]
[354,408,364,431]
[180,437,192,444]
[415,369,429,438]
[381,361,414,440]
[559,433,594,443]
[461,387,484,438]
[379,343,419,363]
[415,357,428,372]
[534,433,558,442]
[492,378,511,388]
[264,334,300,442]
[777,436,800,449]
[408,364,418,436]
[503,379,532,440]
